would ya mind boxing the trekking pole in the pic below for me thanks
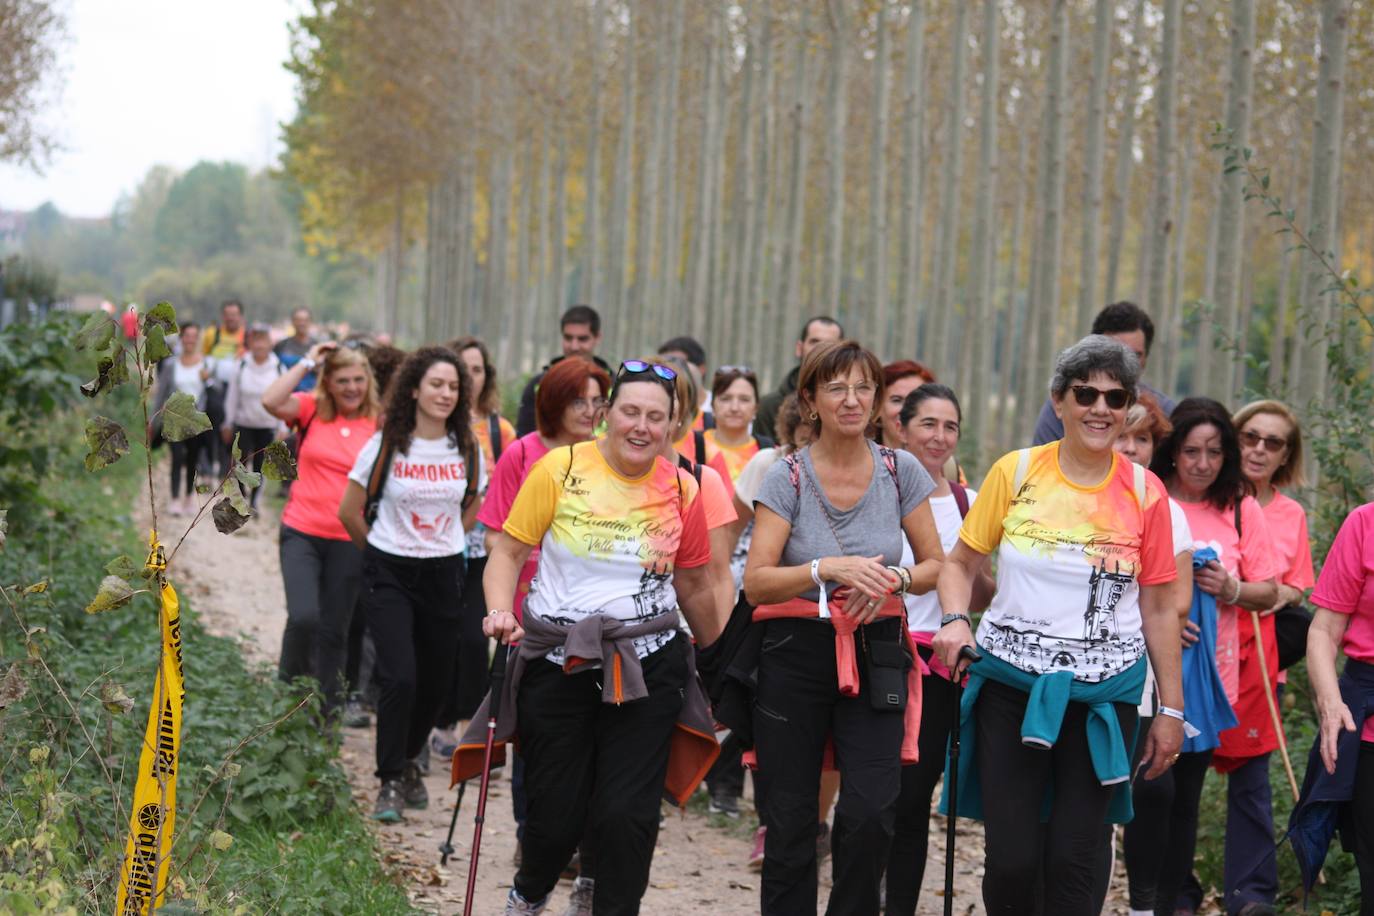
[1250,610,1300,802]
[438,779,467,866]
[463,644,511,916]
[944,644,981,916]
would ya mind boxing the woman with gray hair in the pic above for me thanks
[933,334,1186,915]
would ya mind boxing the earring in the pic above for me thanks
[809,412,818,421]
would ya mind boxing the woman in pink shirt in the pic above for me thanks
[262,341,381,715]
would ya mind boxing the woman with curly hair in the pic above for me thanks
[338,346,485,822]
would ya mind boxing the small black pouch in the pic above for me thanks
[864,637,911,713]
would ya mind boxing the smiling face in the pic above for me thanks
[1174,422,1224,501]
[882,374,925,446]
[902,396,961,480]
[1053,370,1130,455]
[809,365,878,439]
[713,377,757,436]
[459,346,487,404]
[1238,411,1292,489]
[413,360,461,427]
[179,325,200,355]
[326,361,371,417]
[604,381,673,474]
[1114,422,1155,468]
[559,376,607,441]
[561,322,600,359]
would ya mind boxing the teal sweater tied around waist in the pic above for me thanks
[938,649,1146,825]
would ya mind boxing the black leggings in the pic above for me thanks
[436,555,489,728]
[975,678,1136,916]
[232,426,275,508]
[885,651,960,916]
[1355,742,1374,916]
[1135,747,1212,915]
[168,432,208,498]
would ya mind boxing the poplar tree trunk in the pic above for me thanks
[868,2,893,345]
[607,0,636,354]
[996,129,1031,457]
[1077,0,1112,329]
[822,0,850,315]
[632,1,667,355]
[897,0,927,357]
[1029,0,1069,425]
[728,4,760,360]
[968,0,1000,465]
[581,0,605,305]
[777,8,813,375]
[534,131,552,368]
[1164,144,1194,395]
[454,153,475,335]
[552,127,568,312]
[1266,139,1302,394]
[687,10,722,334]
[748,9,775,379]
[931,0,970,364]
[1296,0,1350,419]
[1104,0,1148,304]
[514,138,535,371]
[654,0,686,325]
[1208,0,1256,399]
[1143,0,1180,330]
[487,150,513,363]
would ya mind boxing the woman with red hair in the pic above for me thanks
[876,360,937,450]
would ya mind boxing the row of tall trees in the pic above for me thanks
[283,0,1369,463]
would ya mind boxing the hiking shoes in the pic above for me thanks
[342,695,372,728]
[400,761,429,810]
[708,792,740,819]
[429,726,460,760]
[503,889,548,915]
[411,743,431,776]
[747,825,766,872]
[372,780,404,823]
[561,877,594,916]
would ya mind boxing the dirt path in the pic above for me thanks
[148,473,1153,915]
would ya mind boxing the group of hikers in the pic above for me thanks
[144,298,1373,916]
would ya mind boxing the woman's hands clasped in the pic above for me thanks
[824,555,901,625]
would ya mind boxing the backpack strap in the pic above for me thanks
[1132,462,1147,511]
[1012,447,1032,494]
[489,413,504,464]
[461,436,481,510]
[694,429,706,465]
[363,438,395,525]
[677,453,703,486]
[950,481,971,519]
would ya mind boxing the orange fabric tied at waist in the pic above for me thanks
[753,591,923,765]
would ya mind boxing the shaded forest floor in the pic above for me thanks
[155,474,1177,914]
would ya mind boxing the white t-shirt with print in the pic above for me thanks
[901,488,978,633]
[347,432,486,559]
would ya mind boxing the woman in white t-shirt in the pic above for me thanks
[338,347,485,823]
[885,383,995,916]
[151,321,214,516]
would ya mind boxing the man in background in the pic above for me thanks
[202,299,247,476]
[755,315,843,441]
[515,304,612,437]
[275,307,319,392]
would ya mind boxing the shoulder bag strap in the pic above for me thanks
[489,413,503,463]
[364,439,395,525]
[1012,447,1032,494]
[950,481,971,518]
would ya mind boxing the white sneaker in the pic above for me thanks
[562,877,594,916]
[504,889,548,915]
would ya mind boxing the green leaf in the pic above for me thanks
[144,324,171,362]
[106,555,142,580]
[195,483,213,494]
[209,829,234,851]
[261,440,298,481]
[73,311,115,352]
[142,301,178,338]
[100,680,135,715]
[80,350,131,398]
[84,416,130,471]
[85,575,134,614]
[231,431,242,463]
[212,492,251,534]
[233,463,262,491]
[160,392,212,442]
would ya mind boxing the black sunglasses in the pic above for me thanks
[1070,384,1131,410]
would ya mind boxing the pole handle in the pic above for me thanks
[487,644,510,722]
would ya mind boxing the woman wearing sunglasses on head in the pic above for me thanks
[744,340,944,915]
[1146,398,1281,916]
[473,359,724,916]
[933,335,1184,916]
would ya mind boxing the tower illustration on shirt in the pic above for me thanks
[631,566,673,622]
[1083,559,1132,642]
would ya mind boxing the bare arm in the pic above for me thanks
[1309,606,1356,774]
[931,540,990,674]
[742,503,897,608]
[898,500,945,595]
[675,562,724,647]
[263,341,335,423]
[708,526,736,627]
[337,481,369,551]
[1194,559,1277,611]
[462,493,482,533]
[481,532,536,644]
[1137,581,1185,778]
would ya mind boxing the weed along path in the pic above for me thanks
[148,477,1145,914]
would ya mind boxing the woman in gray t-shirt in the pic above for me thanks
[743,340,943,915]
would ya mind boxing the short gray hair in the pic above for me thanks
[1049,334,1141,399]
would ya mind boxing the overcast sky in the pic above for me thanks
[0,0,299,219]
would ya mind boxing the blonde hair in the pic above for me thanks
[647,353,700,442]
[312,346,381,422]
[1232,399,1305,489]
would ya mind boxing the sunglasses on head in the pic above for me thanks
[618,360,677,382]
[1069,384,1132,410]
[1239,429,1287,453]
[717,364,755,375]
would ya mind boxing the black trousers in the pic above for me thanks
[976,677,1136,916]
[232,425,276,508]
[1145,748,1213,915]
[360,546,463,781]
[514,635,687,916]
[885,651,960,916]
[437,555,490,728]
[754,618,905,916]
[1356,743,1374,916]
[168,431,209,499]
[278,525,362,714]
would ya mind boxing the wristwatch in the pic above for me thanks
[939,613,972,628]
[299,357,317,372]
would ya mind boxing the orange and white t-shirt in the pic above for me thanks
[960,443,1176,682]
[503,440,711,661]
[703,430,760,487]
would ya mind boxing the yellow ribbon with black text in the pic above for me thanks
[115,533,185,915]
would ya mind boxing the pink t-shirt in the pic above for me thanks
[1263,492,1316,591]
[477,432,554,615]
[1310,502,1374,740]
[280,394,376,541]
[1177,495,1281,705]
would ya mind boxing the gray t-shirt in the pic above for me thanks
[755,441,936,601]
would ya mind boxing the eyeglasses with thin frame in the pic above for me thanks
[1069,384,1131,410]
[571,396,610,413]
[1239,429,1288,453]
[820,381,878,400]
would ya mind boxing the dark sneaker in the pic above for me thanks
[708,793,740,819]
[372,781,404,822]
[343,695,371,728]
[400,761,428,810]
[412,743,431,776]
[562,877,594,916]
[816,821,831,864]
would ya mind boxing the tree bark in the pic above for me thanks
[1143,0,1180,330]
[931,0,971,366]
[1164,142,1194,395]
[654,0,686,326]
[607,0,637,355]
[777,7,813,376]
[968,0,1000,465]
[996,129,1031,457]
[868,1,893,346]
[1104,0,1148,304]
[1076,0,1112,330]
[822,0,850,316]
[897,0,927,358]
[632,0,667,356]
[581,0,605,305]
